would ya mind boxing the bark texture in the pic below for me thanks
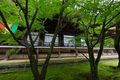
[86,24,106,80]
[27,48,40,80]
[114,23,120,68]
[88,47,99,80]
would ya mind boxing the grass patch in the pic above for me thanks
[0,60,119,80]
[0,58,86,65]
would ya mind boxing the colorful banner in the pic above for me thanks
[0,22,18,34]
[4,23,12,34]
[0,23,5,34]
[11,24,18,33]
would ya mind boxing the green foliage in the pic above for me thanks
[71,0,120,48]
[0,0,119,50]
[3,36,18,45]
[104,37,114,47]
[0,1,21,24]
[0,0,69,46]
[0,33,11,42]
[14,30,25,39]
[8,48,21,57]
[71,18,78,24]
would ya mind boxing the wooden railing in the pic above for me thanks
[0,46,116,60]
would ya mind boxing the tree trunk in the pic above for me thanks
[88,47,99,80]
[114,23,120,68]
[27,48,40,80]
[114,39,120,68]
[39,2,66,79]
[39,33,58,80]
[114,37,120,68]
[90,63,99,80]
[118,54,120,68]
[90,28,105,80]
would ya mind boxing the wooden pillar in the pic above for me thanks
[59,33,64,46]
[39,31,45,46]
[111,50,114,55]
[37,49,39,55]
[37,49,39,59]
[76,50,78,58]
[4,49,10,61]
[58,50,61,58]
[102,50,104,56]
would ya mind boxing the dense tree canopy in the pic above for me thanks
[72,0,120,80]
[1,0,120,80]
[0,0,74,80]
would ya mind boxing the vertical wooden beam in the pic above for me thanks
[76,50,78,58]
[37,48,39,58]
[111,50,114,55]
[58,33,64,46]
[58,50,61,58]
[4,49,10,61]
[39,31,45,46]
[37,49,39,55]
[102,50,104,56]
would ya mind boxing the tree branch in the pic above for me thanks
[75,45,90,61]
[95,28,106,65]
[25,0,28,16]
[23,7,39,39]
[0,22,5,26]
[94,14,99,26]
[30,7,39,28]
[91,14,99,45]
[58,23,67,33]
[81,19,87,30]
[57,12,74,33]
[40,0,68,79]
[16,0,25,14]
[24,0,30,30]
[0,11,26,47]
[106,20,120,30]
[33,18,47,44]
[105,12,120,26]
[17,0,35,51]
[25,0,35,51]
[92,17,106,47]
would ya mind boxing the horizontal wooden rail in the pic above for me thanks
[0,46,116,60]
[0,46,115,50]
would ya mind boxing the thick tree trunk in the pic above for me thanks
[114,23,120,68]
[115,37,120,68]
[89,28,105,80]
[118,54,120,67]
[114,40,120,68]
[90,63,99,80]
[27,48,40,80]
[88,47,99,80]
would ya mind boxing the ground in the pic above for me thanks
[0,60,120,80]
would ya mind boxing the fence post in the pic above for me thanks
[4,49,10,61]
[102,50,104,56]
[111,50,114,55]
[76,50,78,58]
[58,50,61,58]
